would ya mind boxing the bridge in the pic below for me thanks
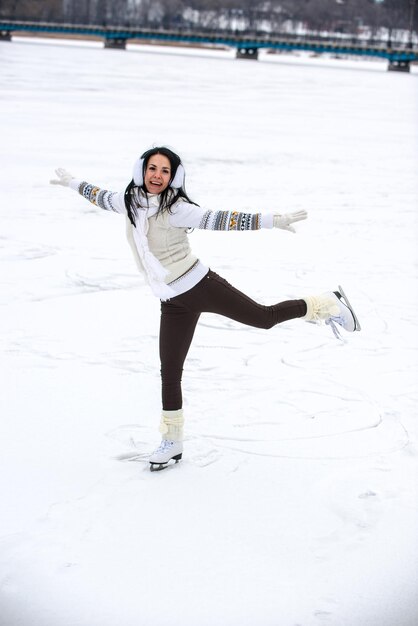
[1,20,417,72]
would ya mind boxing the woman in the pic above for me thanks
[51,146,360,471]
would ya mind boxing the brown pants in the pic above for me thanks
[159,270,307,410]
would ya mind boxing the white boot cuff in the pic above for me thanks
[159,409,184,441]
[302,295,339,322]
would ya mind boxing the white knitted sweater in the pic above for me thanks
[69,180,275,299]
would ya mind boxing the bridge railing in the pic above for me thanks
[1,19,417,48]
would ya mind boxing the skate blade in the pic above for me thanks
[149,454,182,472]
[336,284,361,331]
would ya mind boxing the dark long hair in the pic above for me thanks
[124,147,198,227]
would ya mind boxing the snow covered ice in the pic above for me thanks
[1,36,418,625]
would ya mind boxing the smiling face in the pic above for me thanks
[144,153,172,194]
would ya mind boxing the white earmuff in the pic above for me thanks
[132,158,144,186]
[132,158,185,189]
[170,164,185,189]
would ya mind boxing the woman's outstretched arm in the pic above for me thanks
[170,201,307,233]
[50,168,126,215]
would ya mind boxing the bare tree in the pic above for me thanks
[0,0,416,39]
[1,0,63,21]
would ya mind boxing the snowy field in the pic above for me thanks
[0,36,418,626]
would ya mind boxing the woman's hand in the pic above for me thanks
[50,168,75,187]
[273,210,308,233]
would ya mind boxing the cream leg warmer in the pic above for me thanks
[302,294,339,322]
[159,409,184,442]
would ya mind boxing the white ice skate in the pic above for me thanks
[149,439,183,472]
[303,285,361,340]
[325,285,361,339]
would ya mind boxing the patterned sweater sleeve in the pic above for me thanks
[69,179,126,214]
[169,201,274,230]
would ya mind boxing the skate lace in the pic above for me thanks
[325,317,344,341]
[155,439,175,454]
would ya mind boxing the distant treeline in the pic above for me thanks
[1,0,416,38]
